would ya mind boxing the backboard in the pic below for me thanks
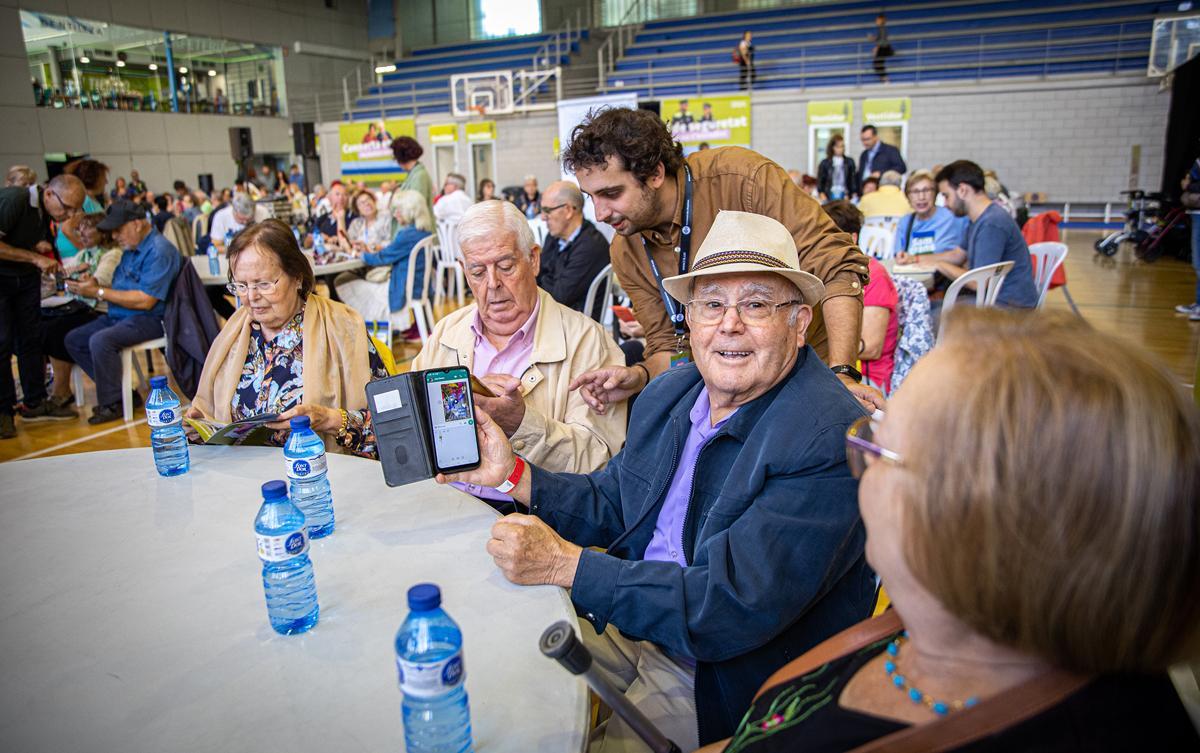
[451,70,515,117]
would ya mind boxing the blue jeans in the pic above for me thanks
[65,314,164,406]
[1191,212,1200,305]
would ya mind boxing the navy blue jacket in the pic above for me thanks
[528,346,875,744]
[857,141,907,182]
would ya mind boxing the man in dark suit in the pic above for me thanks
[536,180,610,319]
[857,124,907,183]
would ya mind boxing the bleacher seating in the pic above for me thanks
[603,0,1166,96]
[347,30,589,120]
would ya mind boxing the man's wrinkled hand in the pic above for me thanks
[475,373,525,437]
[568,365,644,415]
[435,406,515,488]
[486,514,582,588]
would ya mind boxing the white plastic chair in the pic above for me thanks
[434,219,465,308]
[71,334,168,422]
[1026,242,1078,313]
[192,213,208,244]
[528,218,548,247]
[583,263,614,325]
[403,236,437,344]
[938,261,1014,343]
[858,215,900,259]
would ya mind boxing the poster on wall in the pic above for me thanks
[862,98,911,123]
[661,95,751,153]
[339,118,416,182]
[807,99,853,125]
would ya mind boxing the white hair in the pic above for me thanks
[390,189,434,233]
[879,170,903,188]
[456,199,536,260]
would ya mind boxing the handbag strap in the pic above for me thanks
[849,669,1091,753]
[754,610,903,700]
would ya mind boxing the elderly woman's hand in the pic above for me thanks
[267,404,344,433]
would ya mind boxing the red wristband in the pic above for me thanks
[494,455,525,494]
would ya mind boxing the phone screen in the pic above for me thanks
[424,368,481,473]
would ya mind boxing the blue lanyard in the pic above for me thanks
[641,164,693,341]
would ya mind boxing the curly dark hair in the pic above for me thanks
[64,158,109,194]
[561,107,684,184]
[391,136,424,164]
[821,200,863,237]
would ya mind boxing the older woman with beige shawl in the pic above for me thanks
[186,219,389,455]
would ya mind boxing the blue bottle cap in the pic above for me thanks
[290,415,311,430]
[149,376,168,389]
[261,480,288,499]
[407,583,441,611]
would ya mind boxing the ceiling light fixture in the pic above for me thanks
[179,66,188,73]
[374,64,397,74]
[148,63,158,70]
[208,69,217,77]
[115,60,126,67]
[79,56,90,64]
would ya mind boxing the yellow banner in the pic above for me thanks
[862,98,911,122]
[339,118,416,181]
[807,99,852,125]
[661,95,751,152]
[466,121,497,142]
[429,124,458,144]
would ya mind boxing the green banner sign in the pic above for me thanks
[338,118,416,181]
[661,95,751,152]
[466,121,497,142]
[862,98,911,122]
[429,123,458,144]
[807,99,852,125]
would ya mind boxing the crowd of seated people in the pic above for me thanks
[4,119,1199,753]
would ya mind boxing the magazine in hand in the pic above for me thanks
[184,413,280,446]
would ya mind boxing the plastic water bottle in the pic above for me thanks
[207,241,220,276]
[312,230,326,257]
[146,376,189,477]
[283,416,335,538]
[254,480,319,635]
[396,584,472,753]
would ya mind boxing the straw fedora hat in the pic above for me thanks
[661,210,825,305]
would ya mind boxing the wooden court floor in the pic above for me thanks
[3,229,1197,464]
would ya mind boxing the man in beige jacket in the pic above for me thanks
[413,199,626,511]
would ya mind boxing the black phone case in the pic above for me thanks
[366,369,482,487]
[366,373,437,487]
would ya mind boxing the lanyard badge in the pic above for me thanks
[642,165,694,358]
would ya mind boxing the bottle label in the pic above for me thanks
[396,651,465,698]
[147,407,180,427]
[256,528,309,562]
[287,454,328,480]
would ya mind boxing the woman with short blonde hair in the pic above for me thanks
[709,309,1200,753]
[335,189,432,337]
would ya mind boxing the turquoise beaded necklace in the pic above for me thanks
[884,632,979,716]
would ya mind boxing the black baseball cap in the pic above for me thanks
[97,200,146,231]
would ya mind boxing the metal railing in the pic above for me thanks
[533,10,586,74]
[601,23,1150,95]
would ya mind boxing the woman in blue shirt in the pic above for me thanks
[334,189,431,338]
[893,169,968,261]
[56,159,108,259]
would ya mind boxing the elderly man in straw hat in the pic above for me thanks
[438,211,874,751]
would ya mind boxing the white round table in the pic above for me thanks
[0,447,588,753]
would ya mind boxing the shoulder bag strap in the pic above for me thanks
[848,669,1091,753]
[753,611,903,700]
[904,212,916,252]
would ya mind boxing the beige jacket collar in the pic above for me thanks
[441,289,568,390]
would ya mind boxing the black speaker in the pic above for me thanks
[197,173,214,195]
[293,122,317,158]
[229,127,253,160]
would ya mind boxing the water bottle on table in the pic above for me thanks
[146,376,189,477]
[206,240,220,276]
[396,584,473,753]
[254,480,319,635]
[313,230,327,260]
[283,415,335,538]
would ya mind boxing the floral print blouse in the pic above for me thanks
[233,304,390,457]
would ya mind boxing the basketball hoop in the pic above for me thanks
[471,104,488,117]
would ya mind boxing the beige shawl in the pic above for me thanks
[192,294,373,442]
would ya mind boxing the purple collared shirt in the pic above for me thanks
[643,386,735,567]
[453,299,540,503]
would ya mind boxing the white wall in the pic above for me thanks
[752,74,1169,203]
[316,74,1169,204]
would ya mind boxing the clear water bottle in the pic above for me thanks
[283,415,334,538]
[313,230,326,257]
[207,240,220,276]
[254,480,319,635]
[146,375,189,477]
[396,584,472,753]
